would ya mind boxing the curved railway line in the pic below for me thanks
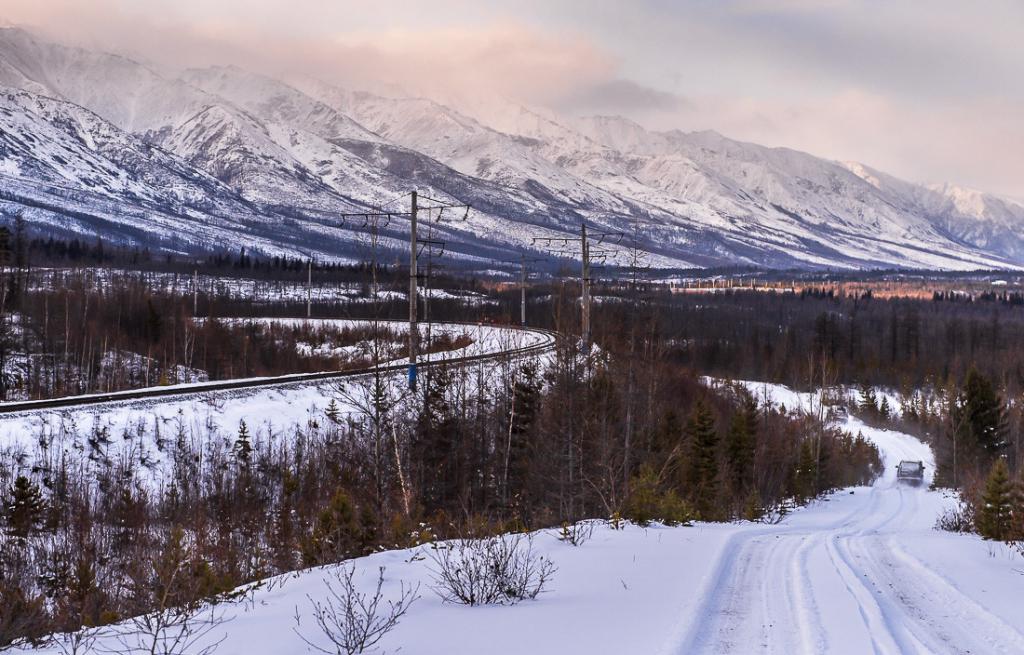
[0,321,558,415]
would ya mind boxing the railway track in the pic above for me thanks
[0,322,558,415]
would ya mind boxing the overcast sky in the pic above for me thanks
[5,0,1023,198]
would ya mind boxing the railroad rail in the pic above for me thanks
[0,322,558,414]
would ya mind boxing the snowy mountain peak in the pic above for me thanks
[841,161,883,190]
[1,27,1024,270]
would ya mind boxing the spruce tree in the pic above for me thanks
[324,398,341,424]
[793,440,818,501]
[686,401,720,520]
[978,458,1013,540]
[879,396,892,420]
[5,476,45,538]
[725,397,758,494]
[859,384,878,414]
[302,490,363,565]
[234,420,252,465]
[955,368,1008,459]
[1010,476,1024,543]
[506,361,542,502]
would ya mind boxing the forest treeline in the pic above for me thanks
[586,287,1024,393]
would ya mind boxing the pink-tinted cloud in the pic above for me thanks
[3,0,1022,197]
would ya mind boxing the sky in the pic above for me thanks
[4,0,1023,198]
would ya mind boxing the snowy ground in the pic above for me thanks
[16,380,1024,655]
[0,321,552,486]
[28,268,494,304]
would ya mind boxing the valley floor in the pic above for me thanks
[17,389,1024,655]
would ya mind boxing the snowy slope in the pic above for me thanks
[0,27,210,134]
[1,26,1023,270]
[11,381,1024,655]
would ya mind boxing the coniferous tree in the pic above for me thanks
[5,476,45,538]
[879,396,892,420]
[302,490,366,565]
[324,398,341,424]
[978,458,1013,540]
[859,384,878,414]
[956,368,1008,458]
[725,396,758,494]
[686,401,720,519]
[793,439,818,501]
[505,361,542,504]
[1009,476,1024,543]
[234,420,252,465]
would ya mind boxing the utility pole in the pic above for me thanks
[492,255,542,326]
[192,268,198,317]
[581,222,591,353]
[408,190,419,390]
[520,254,527,326]
[338,189,469,392]
[306,258,312,319]
[531,223,622,353]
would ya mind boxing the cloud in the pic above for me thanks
[651,89,1024,198]
[1,0,1022,196]
[556,79,691,114]
[1,1,616,106]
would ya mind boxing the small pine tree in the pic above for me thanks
[624,467,694,526]
[978,458,1013,540]
[879,396,892,420]
[742,489,765,521]
[234,420,252,465]
[302,490,365,565]
[5,476,45,538]
[859,384,878,414]
[324,399,341,424]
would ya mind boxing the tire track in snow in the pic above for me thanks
[845,532,1024,654]
[673,486,885,654]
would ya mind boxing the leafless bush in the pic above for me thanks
[428,533,556,605]
[98,528,234,655]
[759,501,794,525]
[935,501,974,533]
[293,564,418,655]
[51,626,99,655]
[557,520,594,547]
[99,601,229,655]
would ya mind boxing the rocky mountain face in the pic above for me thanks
[1,26,1022,270]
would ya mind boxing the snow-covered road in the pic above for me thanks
[679,413,1024,654]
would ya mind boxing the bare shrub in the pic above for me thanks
[428,533,556,606]
[759,501,795,525]
[51,626,100,655]
[294,564,418,655]
[557,520,595,547]
[99,528,234,655]
[101,602,229,655]
[935,501,975,533]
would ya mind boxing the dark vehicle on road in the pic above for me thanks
[896,460,925,486]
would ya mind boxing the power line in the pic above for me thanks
[532,222,625,353]
[339,192,470,390]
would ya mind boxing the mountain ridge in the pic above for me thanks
[0,26,1022,271]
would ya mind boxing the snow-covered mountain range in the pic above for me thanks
[1,26,1023,270]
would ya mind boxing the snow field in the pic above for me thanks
[8,377,1024,654]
